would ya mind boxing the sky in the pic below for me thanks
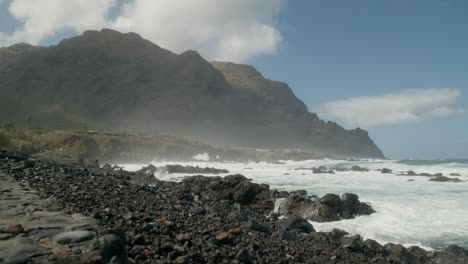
[0,0,467,159]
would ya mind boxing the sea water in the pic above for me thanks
[121,158,468,250]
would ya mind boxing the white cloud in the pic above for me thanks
[316,89,466,129]
[0,0,286,62]
[111,0,285,62]
[0,0,116,45]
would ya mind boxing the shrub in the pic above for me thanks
[1,122,15,130]
[0,132,12,148]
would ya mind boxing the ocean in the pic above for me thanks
[121,158,468,250]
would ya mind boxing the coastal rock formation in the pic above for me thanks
[295,166,336,174]
[429,176,463,183]
[0,29,384,159]
[165,164,228,174]
[275,192,375,222]
[176,174,272,207]
[401,170,463,182]
[1,155,467,263]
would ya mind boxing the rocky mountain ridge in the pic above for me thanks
[0,29,384,159]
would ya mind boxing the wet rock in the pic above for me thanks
[2,224,24,235]
[278,192,374,222]
[136,164,158,175]
[312,166,335,174]
[280,214,314,234]
[385,243,417,263]
[245,219,271,234]
[166,164,228,174]
[175,255,189,264]
[349,166,369,172]
[291,189,307,196]
[407,246,429,263]
[419,172,443,177]
[380,168,392,174]
[232,181,260,204]
[429,176,462,183]
[81,250,103,264]
[216,232,233,244]
[432,252,468,264]
[0,237,50,264]
[445,245,468,256]
[419,172,432,176]
[363,239,387,255]
[276,229,296,241]
[176,233,192,242]
[99,234,129,264]
[53,230,94,244]
[340,193,360,218]
[341,235,364,252]
[179,174,271,206]
[131,234,145,245]
[192,206,206,216]
[123,212,134,221]
[330,228,349,241]
[357,202,376,215]
[236,248,252,263]
[320,193,341,207]
[0,234,13,240]
[159,242,174,252]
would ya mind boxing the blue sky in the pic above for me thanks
[0,0,467,159]
[250,0,468,159]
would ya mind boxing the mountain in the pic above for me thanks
[0,29,384,159]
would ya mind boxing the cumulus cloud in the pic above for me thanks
[0,0,285,62]
[0,0,116,45]
[316,89,466,128]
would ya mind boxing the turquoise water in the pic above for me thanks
[122,158,468,250]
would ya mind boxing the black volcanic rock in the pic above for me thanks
[0,29,384,158]
[165,164,228,174]
[277,192,375,222]
[429,176,463,183]
[3,156,468,263]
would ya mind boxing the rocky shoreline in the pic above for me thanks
[1,156,467,263]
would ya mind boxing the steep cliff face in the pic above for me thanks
[0,29,384,158]
[211,62,384,158]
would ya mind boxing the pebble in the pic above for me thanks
[2,224,24,235]
[216,232,233,244]
[175,255,189,264]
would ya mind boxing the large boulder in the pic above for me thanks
[429,176,462,183]
[276,192,375,222]
[98,233,129,264]
[177,174,272,208]
[279,214,314,234]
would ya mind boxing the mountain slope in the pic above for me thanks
[0,29,384,158]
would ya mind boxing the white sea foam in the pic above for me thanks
[192,152,210,161]
[120,159,468,249]
[274,198,287,214]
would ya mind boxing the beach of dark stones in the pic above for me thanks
[1,155,467,263]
